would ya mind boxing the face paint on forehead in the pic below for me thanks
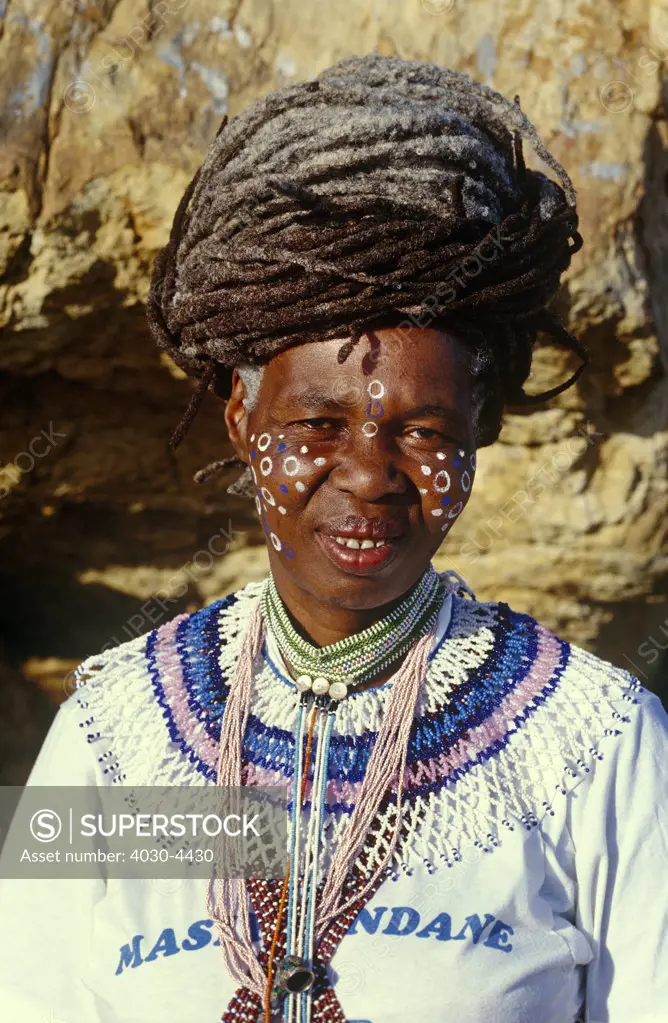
[361,378,385,437]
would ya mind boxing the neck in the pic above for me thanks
[269,568,431,648]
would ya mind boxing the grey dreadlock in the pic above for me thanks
[147,53,588,492]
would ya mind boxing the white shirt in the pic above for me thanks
[0,580,667,1023]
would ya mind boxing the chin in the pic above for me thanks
[311,548,431,610]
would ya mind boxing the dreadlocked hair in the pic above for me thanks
[147,53,588,489]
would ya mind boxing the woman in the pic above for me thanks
[1,54,666,1023]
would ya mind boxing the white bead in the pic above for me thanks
[312,676,330,695]
[295,675,313,692]
[328,681,348,700]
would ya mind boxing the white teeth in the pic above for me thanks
[329,535,389,548]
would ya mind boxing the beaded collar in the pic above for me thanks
[73,576,642,877]
[261,564,445,695]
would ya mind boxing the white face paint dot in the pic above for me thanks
[278,506,287,515]
[254,496,262,516]
[278,434,285,439]
[419,488,428,495]
[300,445,309,454]
[433,469,451,493]
[259,456,273,476]
[368,379,385,399]
[250,434,256,443]
[436,451,446,460]
[431,508,444,517]
[270,532,282,551]
[283,456,299,476]
[313,457,327,467]
[295,481,306,492]
[250,466,258,484]
[257,433,272,451]
[448,501,464,518]
[261,487,275,506]
[421,464,432,476]
[362,421,378,437]
[441,521,451,532]
[461,470,471,492]
[458,449,465,457]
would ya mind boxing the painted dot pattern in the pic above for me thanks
[249,420,476,560]
[414,444,476,533]
[362,380,385,437]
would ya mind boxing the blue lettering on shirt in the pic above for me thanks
[115,905,514,975]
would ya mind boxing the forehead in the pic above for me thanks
[261,327,473,407]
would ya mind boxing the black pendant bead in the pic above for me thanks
[274,954,315,995]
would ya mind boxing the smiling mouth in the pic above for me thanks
[315,531,403,575]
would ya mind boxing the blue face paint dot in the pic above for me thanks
[251,449,257,459]
[277,442,287,452]
[454,458,462,467]
[279,483,289,493]
[441,495,451,506]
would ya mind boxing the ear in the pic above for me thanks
[224,368,249,462]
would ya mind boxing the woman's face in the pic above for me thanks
[225,327,476,611]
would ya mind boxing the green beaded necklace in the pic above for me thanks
[261,564,445,700]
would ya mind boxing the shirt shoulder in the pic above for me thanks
[65,578,265,785]
[424,591,659,829]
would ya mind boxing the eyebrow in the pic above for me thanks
[279,393,467,426]
[280,389,351,412]
[402,404,468,427]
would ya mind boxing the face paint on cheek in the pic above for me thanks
[441,447,476,532]
[248,431,289,557]
[415,446,475,532]
[252,433,331,560]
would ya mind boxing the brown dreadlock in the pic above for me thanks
[147,54,588,488]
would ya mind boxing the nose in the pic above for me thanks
[329,432,409,501]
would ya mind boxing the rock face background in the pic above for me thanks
[1,0,667,781]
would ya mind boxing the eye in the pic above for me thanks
[405,426,442,440]
[404,426,461,443]
[296,417,341,430]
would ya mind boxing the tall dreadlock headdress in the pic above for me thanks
[147,54,588,483]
